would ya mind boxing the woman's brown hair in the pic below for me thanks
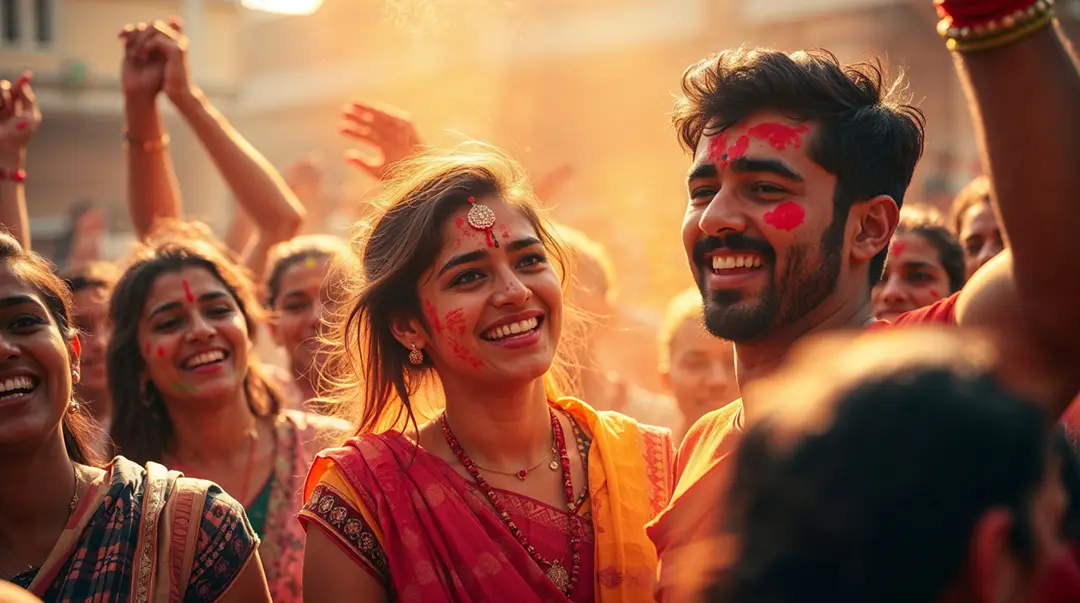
[319,142,575,435]
[0,232,105,466]
[108,221,283,464]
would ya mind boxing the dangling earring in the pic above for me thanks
[68,400,80,414]
[408,344,424,366]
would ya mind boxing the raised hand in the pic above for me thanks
[122,17,192,104]
[340,102,423,180]
[0,72,41,156]
[119,22,165,102]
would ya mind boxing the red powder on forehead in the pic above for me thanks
[763,201,806,232]
[483,230,496,249]
[707,133,729,164]
[424,299,443,336]
[891,242,907,257]
[724,135,750,163]
[182,280,194,304]
[747,123,808,151]
[500,225,510,240]
[444,309,466,336]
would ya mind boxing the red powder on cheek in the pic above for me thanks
[182,280,194,304]
[144,343,151,356]
[15,121,28,131]
[763,201,806,232]
[929,289,941,300]
[156,346,165,358]
[447,338,483,370]
[444,309,466,336]
[424,300,444,336]
[891,242,907,257]
[747,123,808,150]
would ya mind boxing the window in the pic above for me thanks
[1,0,18,45]
[34,0,51,44]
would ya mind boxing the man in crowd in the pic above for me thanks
[648,3,1080,600]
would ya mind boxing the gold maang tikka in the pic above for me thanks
[466,196,499,248]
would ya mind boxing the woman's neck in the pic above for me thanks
[165,387,260,464]
[0,428,77,549]
[439,377,553,471]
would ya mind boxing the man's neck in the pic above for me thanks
[735,296,875,406]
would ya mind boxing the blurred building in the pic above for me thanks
[0,0,243,260]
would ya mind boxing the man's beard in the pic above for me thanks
[699,220,844,343]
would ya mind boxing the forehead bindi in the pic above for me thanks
[439,201,536,257]
[144,269,229,314]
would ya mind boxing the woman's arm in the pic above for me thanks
[120,21,183,239]
[0,72,38,249]
[215,552,273,603]
[302,527,389,603]
[138,19,305,277]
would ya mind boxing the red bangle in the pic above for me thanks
[935,0,1040,27]
[0,168,26,183]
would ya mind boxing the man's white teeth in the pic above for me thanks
[484,317,539,341]
[185,350,226,369]
[712,255,762,270]
[0,376,35,395]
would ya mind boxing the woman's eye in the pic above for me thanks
[283,302,311,313]
[153,318,181,332]
[908,271,934,284]
[206,305,234,318]
[518,253,548,268]
[10,315,46,330]
[450,270,484,287]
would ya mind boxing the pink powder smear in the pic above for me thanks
[763,202,806,232]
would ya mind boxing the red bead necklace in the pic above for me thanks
[441,409,582,597]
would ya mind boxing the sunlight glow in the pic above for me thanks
[241,0,323,15]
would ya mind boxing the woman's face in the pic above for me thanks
[137,266,250,405]
[71,286,110,400]
[0,265,77,448]
[871,233,953,323]
[271,256,334,378]
[959,201,1004,278]
[410,198,563,386]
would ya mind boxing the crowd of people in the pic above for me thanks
[0,0,1078,601]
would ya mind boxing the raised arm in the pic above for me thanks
[341,101,423,181]
[945,4,1080,343]
[139,19,305,277]
[120,22,183,239]
[0,72,39,248]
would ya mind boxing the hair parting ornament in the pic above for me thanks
[467,196,500,249]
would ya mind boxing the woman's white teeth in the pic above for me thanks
[712,255,762,270]
[185,350,226,369]
[485,317,539,341]
[0,376,35,396]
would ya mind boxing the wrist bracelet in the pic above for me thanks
[123,132,171,152]
[0,167,26,183]
[937,0,1055,52]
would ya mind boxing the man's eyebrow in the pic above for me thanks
[729,157,804,182]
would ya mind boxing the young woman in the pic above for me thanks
[264,235,358,409]
[0,232,270,601]
[107,224,348,603]
[300,144,674,603]
[59,262,119,437]
[872,208,965,323]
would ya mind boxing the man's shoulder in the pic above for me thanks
[881,292,961,328]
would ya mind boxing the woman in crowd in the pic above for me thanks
[300,143,674,603]
[949,175,1004,279]
[657,288,738,441]
[264,235,358,410]
[107,223,346,603]
[872,206,965,323]
[59,262,118,438]
[0,232,270,602]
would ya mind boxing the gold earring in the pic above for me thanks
[408,344,424,366]
[68,400,80,414]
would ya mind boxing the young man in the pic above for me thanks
[647,2,1080,600]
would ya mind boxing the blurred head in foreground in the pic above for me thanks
[704,328,1070,603]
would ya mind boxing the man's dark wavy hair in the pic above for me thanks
[673,48,926,285]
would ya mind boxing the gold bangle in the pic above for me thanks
[947,10,1055,52]
[123,133,170,152]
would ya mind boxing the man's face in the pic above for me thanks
[959,201,1004,279]
[683,110,846,342]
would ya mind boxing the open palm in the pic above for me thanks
[0,73,41,153]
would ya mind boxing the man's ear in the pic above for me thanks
[849,194,899,265]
